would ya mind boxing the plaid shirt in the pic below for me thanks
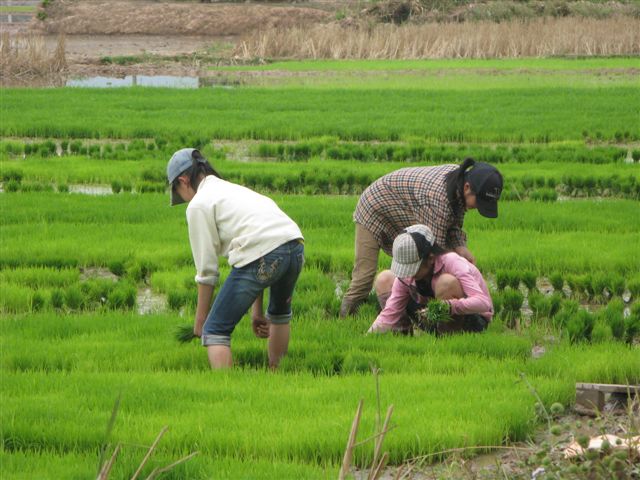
[353,165,466,255]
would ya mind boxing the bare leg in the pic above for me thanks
[207,345,233,369]
[374,269,395,299]
[434,273,464,300]
[268,323,290,369]
[434,273,468,335]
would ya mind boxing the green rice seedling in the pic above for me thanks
[167,289,196,311]
[507,270,522,290]
[521,271,537,291]
[495,270,509,291]
[501,288,524,329]
[2,168,23,183]
[83,279,116,308]
[549,272,564,293]
[57,183,69,193]
[0,283,32,313]
[108,260,126,277]
[566,309,594,343]
[624,304,640,344]
[4,180,20,192]
[590,273,608,302]
[175,324,197,344]
[64,285,85,311]
[341,351,377,374]
[50,288,64,310]
[107,282,136,310]
[425,299,451,328]
[591,320,613,344]
[626,276,640,300]
[599,299,625,341]
[111,180,122,194]
[69,140,82,154]
[490,290,503,317]
[607,274,625,298]
[31,290,46,312]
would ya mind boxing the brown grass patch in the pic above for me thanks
[234,17,640,59]
[0,33,67,84]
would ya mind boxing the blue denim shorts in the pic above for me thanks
[201,239,304,347]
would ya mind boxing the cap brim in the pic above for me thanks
[476,198,498,218]
[170,188,186,206]
[391,258,422,279]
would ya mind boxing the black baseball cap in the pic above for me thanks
[466,162,503,218]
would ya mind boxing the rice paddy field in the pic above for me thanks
[1,58,639,479]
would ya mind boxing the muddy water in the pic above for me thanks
[67,75,199,88]
[68,184,112,195]
[66,75,238,89]
[137,287,167,315]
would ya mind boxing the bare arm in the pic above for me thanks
[251,291,269,338]
[194,283,214,337]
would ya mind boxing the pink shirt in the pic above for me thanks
[371,252,493,330]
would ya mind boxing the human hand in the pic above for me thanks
[193,314,205,338]
[193,322,203,338]
[252,315,270,338]
[454,246,475,265]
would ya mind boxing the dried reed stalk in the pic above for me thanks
[0,33,67,80]
[234,17,640,60]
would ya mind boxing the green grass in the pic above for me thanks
[216,57,640,72]
[1,193,639,277]
[1,312,638,477]
[0,6,35,13]
[2,86,638,142]
[1,57,639,478]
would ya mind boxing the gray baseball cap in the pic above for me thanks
[167,148,198,206]
[391,225,443,279]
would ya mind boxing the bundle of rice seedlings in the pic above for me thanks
[175,324,197,344]
[416,299,451,330]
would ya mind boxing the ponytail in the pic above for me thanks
[456,158,476,200]
[172,149,222,191]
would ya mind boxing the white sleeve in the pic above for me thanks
[186,206,220,286]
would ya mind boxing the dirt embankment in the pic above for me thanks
[35,0,333,36]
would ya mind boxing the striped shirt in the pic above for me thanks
[353,165,466,255]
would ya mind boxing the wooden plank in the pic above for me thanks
[576,383,640,394]
[575,389,605,411]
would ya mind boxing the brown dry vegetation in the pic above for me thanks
[0,33,67,84]
[235,17,640,59]
[36,0,332,36]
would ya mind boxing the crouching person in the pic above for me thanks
[368,225,493,335]
[168,148,304,369]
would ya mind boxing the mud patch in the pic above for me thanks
[80,267,118,282]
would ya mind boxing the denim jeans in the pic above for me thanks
[202,240,304,347]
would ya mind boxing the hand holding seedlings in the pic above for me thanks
[175,324,198,344]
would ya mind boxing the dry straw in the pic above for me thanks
[0,33,67,82]
[235,18,640,59]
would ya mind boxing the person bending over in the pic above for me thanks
[168,148,304,369]
[341,159,502,318]
[368,224,493,335]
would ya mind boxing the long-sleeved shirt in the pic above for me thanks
[371,252,493,330]
[353,165,466,255]
[186,175,303,286]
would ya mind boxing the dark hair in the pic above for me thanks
[446,157,476,204]
[171,150,222,192]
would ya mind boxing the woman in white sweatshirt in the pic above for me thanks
[168,148,304,369]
